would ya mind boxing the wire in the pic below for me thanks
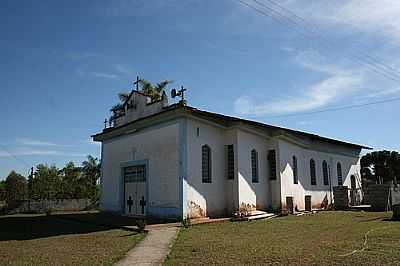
[0,144,31,168]
[237,0,400,83]
[259,0,400,79]
[265,96,400,119]
[251,0,400,82]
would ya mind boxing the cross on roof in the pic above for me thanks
[133,76,141,91]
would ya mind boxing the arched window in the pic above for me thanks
[293,156,298,184]
[310,159,316,185]
[251,149,259,183]
[322,160,329,185]
[202,145,211,183]
[337,162,343,186]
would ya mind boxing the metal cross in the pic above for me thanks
[139,196,146,214]
[127,196,133,213]
[133,76,141,91]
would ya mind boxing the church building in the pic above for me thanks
[92,88,370,220]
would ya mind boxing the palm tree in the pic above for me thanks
[139,79,172,101]
[110,92,130,120]
[82,155,101,200]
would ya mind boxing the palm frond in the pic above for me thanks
[118,92,130,102]
[138,79,153,94]
[155,80,173,92]
[110,103,124,112]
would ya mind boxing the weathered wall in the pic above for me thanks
[101,121,180,218]
[278,138,361,212]
[115,91,168,126]
[236,129,274,211]
[185,118,230,218]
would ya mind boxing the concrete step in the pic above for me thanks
[233,210,277,221]
[246,213,277,221]
[349,205,372,211]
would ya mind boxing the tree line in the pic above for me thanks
[0,155,100,202]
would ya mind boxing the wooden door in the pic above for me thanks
[350,175,356,206]
[305,195,312,211]
[286,197,294,214]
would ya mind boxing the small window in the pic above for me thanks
[251,149,259,183]
[310,159,316,185]
[196,127,200,137]
[202,145,211,183]
[268,150,277,180]
[323,160,329,185]
[337,162,343,186]
[293,156,298,184]
[226,145,234,180]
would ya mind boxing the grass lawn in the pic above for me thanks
[0,212,144,266]
[165,211,400,265]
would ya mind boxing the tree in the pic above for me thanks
[361,150,400,184]
[59,162,81,199]
[0,180,6,201]
[33,164,61,200]
[5,171,27,202]
[81,155,101,200]
[109,92,130,122]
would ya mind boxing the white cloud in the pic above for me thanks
[284,0,400,42]
[297,120,315,126]
[234,50,363,116]
[91,72,120,79]
[0,148,86,158]
[16,138,71,147]
[113,64,134,76]
[235,75,362,116]
[363,87,400,99]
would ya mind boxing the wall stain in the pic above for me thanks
[188,201,205,218]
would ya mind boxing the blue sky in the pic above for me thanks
[1,0,400,179]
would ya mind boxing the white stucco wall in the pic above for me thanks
[185,118,230,218]
[236,129,274,211]
[100,121,180,218]
[185,121,281,217]
[115,91,168,126]
[100,108,364,219]
[278,138,361,211]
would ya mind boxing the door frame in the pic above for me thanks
[120,159,149,215]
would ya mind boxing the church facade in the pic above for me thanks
[93,90,370,220]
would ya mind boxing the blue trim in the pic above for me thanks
[100,142,104,208]
[179,118,188,219]
[120,159,149,214]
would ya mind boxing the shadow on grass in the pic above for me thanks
[0,212,146,241]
